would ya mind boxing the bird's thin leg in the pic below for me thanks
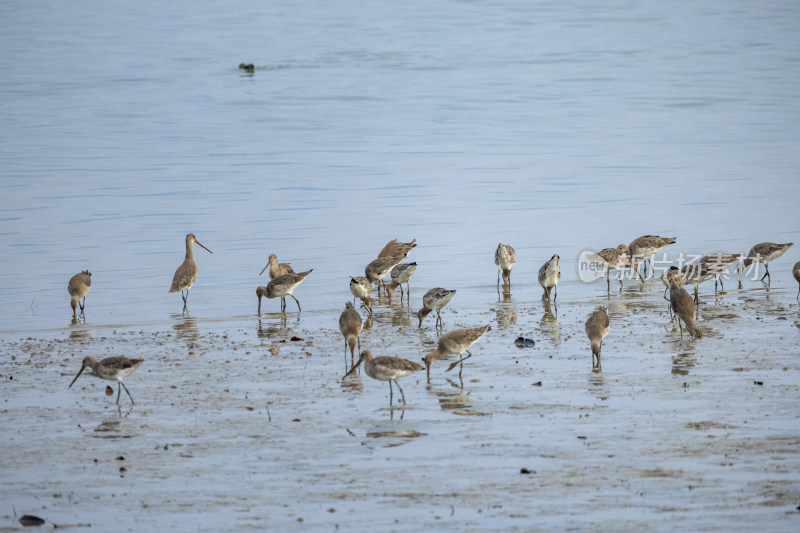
[497,270,501,288]
[280,297,286,312]
[399,282,404,303]
[290,294,301,311]
[677,317,684,339]
[606,274,610,293]
[116,383,122,404]
[720,277,724,291]
[388,380,393,405]
[553,285,558,303]
[406,282,411,305]
[634,262,644,283]
[120,381,134,404]
[694,286,699,305]
[796,286,799,302]
[761,264,769,282]
[394,380,407,405]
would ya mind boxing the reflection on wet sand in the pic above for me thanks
[171,313,199,351]
[340,373,363,393]
[256,314,298,339]
[538,300,561,346]
[671,351,697,376]
[495,292,517,327]
[69,328,91,340]
[426,381,487,416]
[388,303,413,328]
[588,367,608,401]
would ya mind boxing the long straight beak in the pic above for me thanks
[343,359,363,380]
[68,365,86,388]
[195,240,213,254]
[259,263,269,276]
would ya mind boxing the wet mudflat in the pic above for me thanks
[1,279,798,532]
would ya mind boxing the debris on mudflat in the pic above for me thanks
[514,337,535,348]
[19,515,45,527]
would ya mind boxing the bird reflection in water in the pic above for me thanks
[671,351,697,376]
[171,313,199,352]
[426,380,485,416]
[588,367,609,401]
[539,300,561,346]
[256,314,297,339]
[69,328,91,340]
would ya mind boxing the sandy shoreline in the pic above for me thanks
[1,279,799,531]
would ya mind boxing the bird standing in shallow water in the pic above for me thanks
[365,255,406,298]
[585,307,609,368]
[69,356,145,404]
[169,233,213,311]
[742,242,793,285]
[592,244,630,292]
[417,288,456,328]
[699,253,743,291]
[538,254,560,301]
[349,276,372,314]
[669,280,702,339]
[259,254,294,280]
[344,350,423,406]
[629,235,676,281]
[377,238,417,259]
[68,270,92,317]
[681,262,715,304]
[388,262,416,304]
[256,269,313,313]
[423,325,491,379]
[495,243,517,287]
[339,302,363,364]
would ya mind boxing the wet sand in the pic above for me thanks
[1,278,799,531]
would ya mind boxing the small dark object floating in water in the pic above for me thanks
[514,337,535,347]
[19,515,45,527]
[290,336,303,341]
[520,468,534,475]
[239,63,255,72]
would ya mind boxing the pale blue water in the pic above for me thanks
[1,0,798,330]
[1,2,799,531]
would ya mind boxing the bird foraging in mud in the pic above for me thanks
[256,270,313,313]
[68,356,145,404]
[585,307,609,368]
[495,243,517,287]
[339,301,363,364]
[343,350,423,406]
[423,325,491,379]
[538,254,560,301]
[669,280,702,339]
[68,270,92,316]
